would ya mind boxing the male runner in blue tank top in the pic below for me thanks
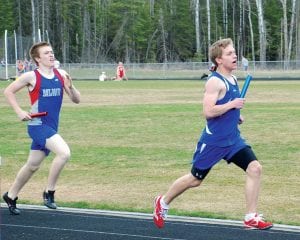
[3,42,80,215]
[153,38,273,230]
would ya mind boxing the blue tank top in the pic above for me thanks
[199,71,241,147]
[28,69,64,131]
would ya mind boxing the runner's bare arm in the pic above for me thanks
[4,72,36,121]
[58,69,80,104]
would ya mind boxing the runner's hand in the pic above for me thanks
[17,110,32,121]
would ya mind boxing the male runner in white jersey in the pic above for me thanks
[3,42,80,215]
[153,38,273,230]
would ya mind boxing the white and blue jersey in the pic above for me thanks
[199,71,241,147]
[192,72,248,170]
[27,69,64,155]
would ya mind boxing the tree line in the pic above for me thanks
[0,0,299,64]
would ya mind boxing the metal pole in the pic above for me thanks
[38,28,41,42]
[14,30,18,77]
[5,30,8,80]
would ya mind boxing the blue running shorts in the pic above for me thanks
[27,125,57,156]
[192,138,248,170]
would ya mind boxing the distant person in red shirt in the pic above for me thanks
[114,62,128,81]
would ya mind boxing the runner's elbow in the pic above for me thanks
[73,95,81,104]
[203,110,215,119]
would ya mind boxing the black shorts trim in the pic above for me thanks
[191,166,211,180]
[228,146,257,171]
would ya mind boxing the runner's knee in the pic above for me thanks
[188,174,202,188]
[59,149,71,162]
[190,178,202,187]
[25,162,40,173]
[246,161,262,177]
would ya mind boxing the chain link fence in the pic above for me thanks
[1,33,299,80]
[1,61,299,81]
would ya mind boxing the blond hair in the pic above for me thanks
[209,38,233,69]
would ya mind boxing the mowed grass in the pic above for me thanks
[0,80,299,226]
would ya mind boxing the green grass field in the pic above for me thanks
[0,79,299,226]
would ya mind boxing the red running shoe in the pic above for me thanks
[153,196,168,228]
[244,214,273,230]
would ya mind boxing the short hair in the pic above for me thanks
[29,42,52,65]
[209,38,233,68]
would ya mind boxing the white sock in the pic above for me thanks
[245,213,256,221]
[161,196,169,209]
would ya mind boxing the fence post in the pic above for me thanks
[4,30,9,80]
